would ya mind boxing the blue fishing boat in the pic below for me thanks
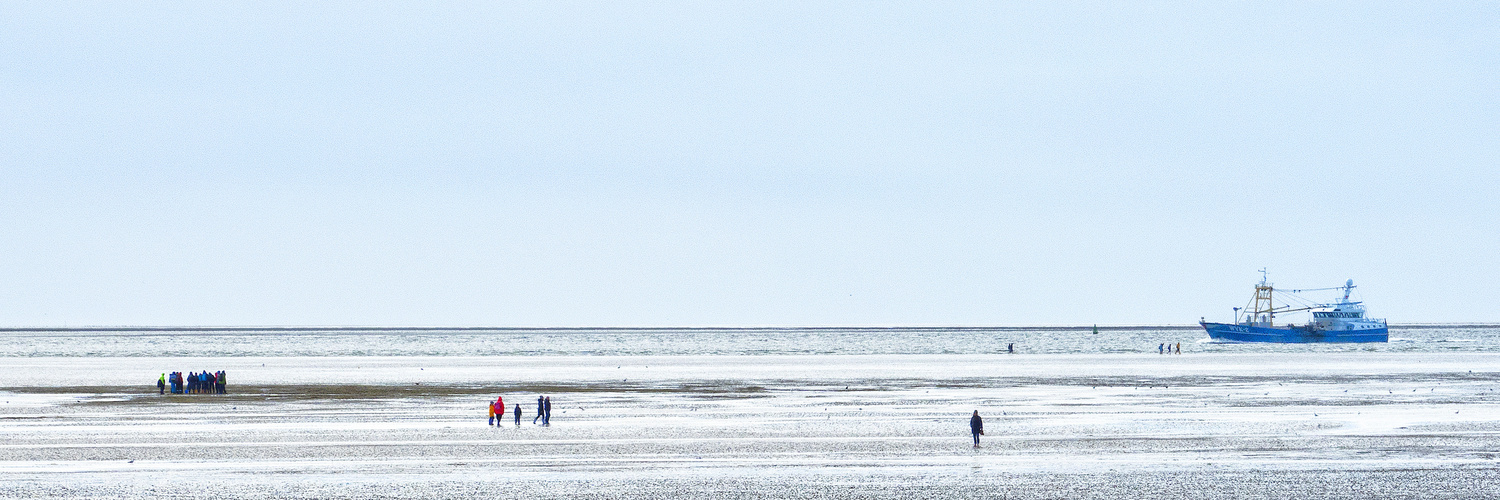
[1200,271,1388,343]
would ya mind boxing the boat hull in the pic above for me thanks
[1201,322,1387,343]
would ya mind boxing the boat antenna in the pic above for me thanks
[1258,268,1269,285]
[1342,279,1355,302]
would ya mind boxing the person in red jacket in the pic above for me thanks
[493,396,505,427]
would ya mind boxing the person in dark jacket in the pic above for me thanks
[543,396,552,426]
[534,395,544,425]
[970,411,984,447]
[514,403,522,426]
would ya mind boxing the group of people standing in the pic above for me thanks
[1158,343,1181,354]
[158,371,226,395]
[488,395,553,427]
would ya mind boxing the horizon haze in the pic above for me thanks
[2,2,1496,327]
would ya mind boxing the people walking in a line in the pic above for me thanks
[970,411,984,448]
[534,395,544,425]
[543,396,552,426]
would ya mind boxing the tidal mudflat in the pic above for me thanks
[3,352,1499,498]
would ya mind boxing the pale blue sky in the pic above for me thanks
[2,2,1496,326]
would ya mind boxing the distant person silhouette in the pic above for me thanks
[970,411,984,447]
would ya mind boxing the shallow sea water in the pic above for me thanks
[4,325,1498,357]
[2,326,1499,498]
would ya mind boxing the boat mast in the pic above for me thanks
[1253,268,1274,326]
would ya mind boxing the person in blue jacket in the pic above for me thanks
[970,411,984,448]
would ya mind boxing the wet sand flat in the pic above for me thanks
[2,353,1499,498]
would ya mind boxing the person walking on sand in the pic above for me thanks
[494,396,505,426]
[970,410,984,448]
[157,373,165,395]
[514,403,522,426]
[533,395,544,425]
[543,396,552,426]
[488,400,497,425]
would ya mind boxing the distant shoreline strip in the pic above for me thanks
[1,324,1494,333]
[0,325,1202,332]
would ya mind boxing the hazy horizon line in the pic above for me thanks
[3,323,1497,333]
